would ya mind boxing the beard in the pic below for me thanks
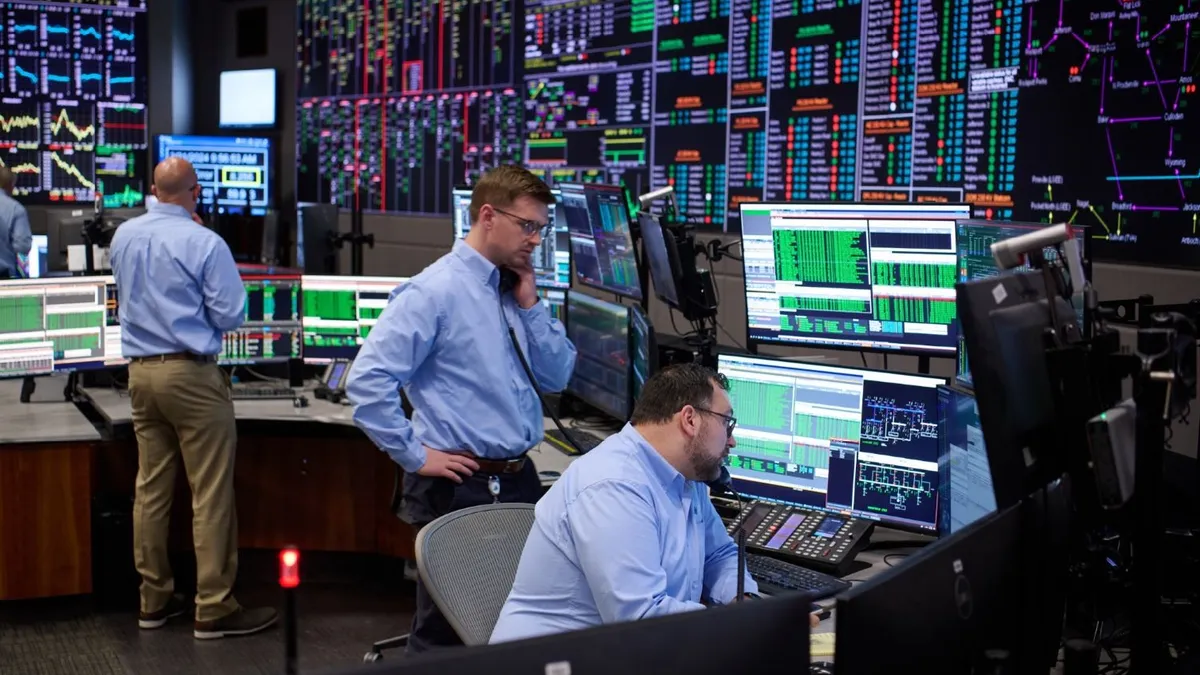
[686,429,725,482]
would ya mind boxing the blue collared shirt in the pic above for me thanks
[0,189,31,276]
[346,240,577,472]
[489,424,757,643]
[109,203,245,357]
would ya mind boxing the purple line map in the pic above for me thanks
[1015,0,1199,266]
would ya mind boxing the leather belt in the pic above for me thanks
[464,453,528,475]
[129,352,218,364]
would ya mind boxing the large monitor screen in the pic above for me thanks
[566,292,631,421]
[155,135,272,216]
[741,202,970,354]
[955,220,1088,387]
[220,69,277,129]
[719,353,945,534]
[0,275,124,378]
[219,274,302,365]
[560,183,642,300]
[451,188,569,288]
[300,275,408,363]
[937,386,997,537]
[0,2,148,208]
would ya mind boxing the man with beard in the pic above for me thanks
[489,363,756,643]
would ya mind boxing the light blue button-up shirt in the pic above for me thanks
[0,189,31,277]
[489,424,757,643]
[109,203,246,357]
[346,240,577,472]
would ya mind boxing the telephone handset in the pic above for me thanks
[499,267,520,294]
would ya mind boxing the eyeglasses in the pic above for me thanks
[491,205,551,237]
[694,406,737,437]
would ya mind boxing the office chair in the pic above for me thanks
[363,502,536,661]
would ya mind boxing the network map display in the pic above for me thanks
[0,1,147,207]
[295,0,1200,266]
[719,353,944,533]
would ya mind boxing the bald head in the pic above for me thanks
[152,157,199,209]
[0,167,15,194]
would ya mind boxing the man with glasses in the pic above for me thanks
[110,157,278,639]
[490,363,757,643]
[347,164,577,653]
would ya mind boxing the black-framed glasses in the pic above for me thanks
[492,205,551,237]
[694,406,737,437]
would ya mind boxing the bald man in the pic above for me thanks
[0,166,32,279]
[109,157,277,639]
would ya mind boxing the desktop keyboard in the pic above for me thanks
[231,386,297,400]
[747,554,852,599]
[544,428,605,455]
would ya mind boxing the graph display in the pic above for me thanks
[742,202,968,353]
[0,2,146,205]
[719,353,944,533]
[220,275,303,365]
[300,275,409,363]
[560,182,642,299]
[566,291,631,421]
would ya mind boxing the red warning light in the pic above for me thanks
[280,547,300,589]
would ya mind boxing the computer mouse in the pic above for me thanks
[809,661,834,675]
[539,470,561,478]
[293,395,309,408]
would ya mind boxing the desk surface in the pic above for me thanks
[0,379,101,444]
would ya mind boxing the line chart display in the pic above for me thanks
[0,3,146,205]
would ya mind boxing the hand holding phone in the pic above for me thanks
[505,263,539,309]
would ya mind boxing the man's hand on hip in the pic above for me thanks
[418,448,481,483]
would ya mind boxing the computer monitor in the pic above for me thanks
[559,183,642,300]
[452,187,569,288]
[718,353,946,534]
[739,202,971,354]
[835,501,1023,674]
[536,286,566,324]
[0,276,125,378]
[155,135,272,215]
[19,234,48,278]
[630,304,656,405]
[955,219,1089,388]
[219,273,302,365]
[45,211,89,273]
[638,212,681,308]
[329,591,812,675]
[956,270,1081,509]
[566,292,631,421]
[300,275,409,363]
[937,386,997,537]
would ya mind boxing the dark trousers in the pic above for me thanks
[401,460,542,653]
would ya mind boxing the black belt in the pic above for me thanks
[129,352,218,364]
[462,453,528,475]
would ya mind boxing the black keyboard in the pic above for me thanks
[231,386,296,400]
[747,554,851,599]
[544,429,604,454]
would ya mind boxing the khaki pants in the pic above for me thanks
[129,359,240,622]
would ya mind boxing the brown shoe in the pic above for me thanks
[139,593,192,629]
[193,606,279,640]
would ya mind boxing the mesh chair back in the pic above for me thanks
[414,503,536,645]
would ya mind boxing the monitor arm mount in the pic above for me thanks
[329,184,375,276]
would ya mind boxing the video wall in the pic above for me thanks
[295,0,1199,266]
[0,0,147,208]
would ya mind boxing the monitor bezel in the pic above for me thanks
[738,200,970,358]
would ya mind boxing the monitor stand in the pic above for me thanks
[19,373,77,404]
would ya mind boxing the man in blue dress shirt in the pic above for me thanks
[0,167,32,279]
[110,157,277,640]
[346,165,577,652]
[490,363,756,643]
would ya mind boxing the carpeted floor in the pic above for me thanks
[0,577,415,675]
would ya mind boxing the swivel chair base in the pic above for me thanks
[364,634,408,662]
